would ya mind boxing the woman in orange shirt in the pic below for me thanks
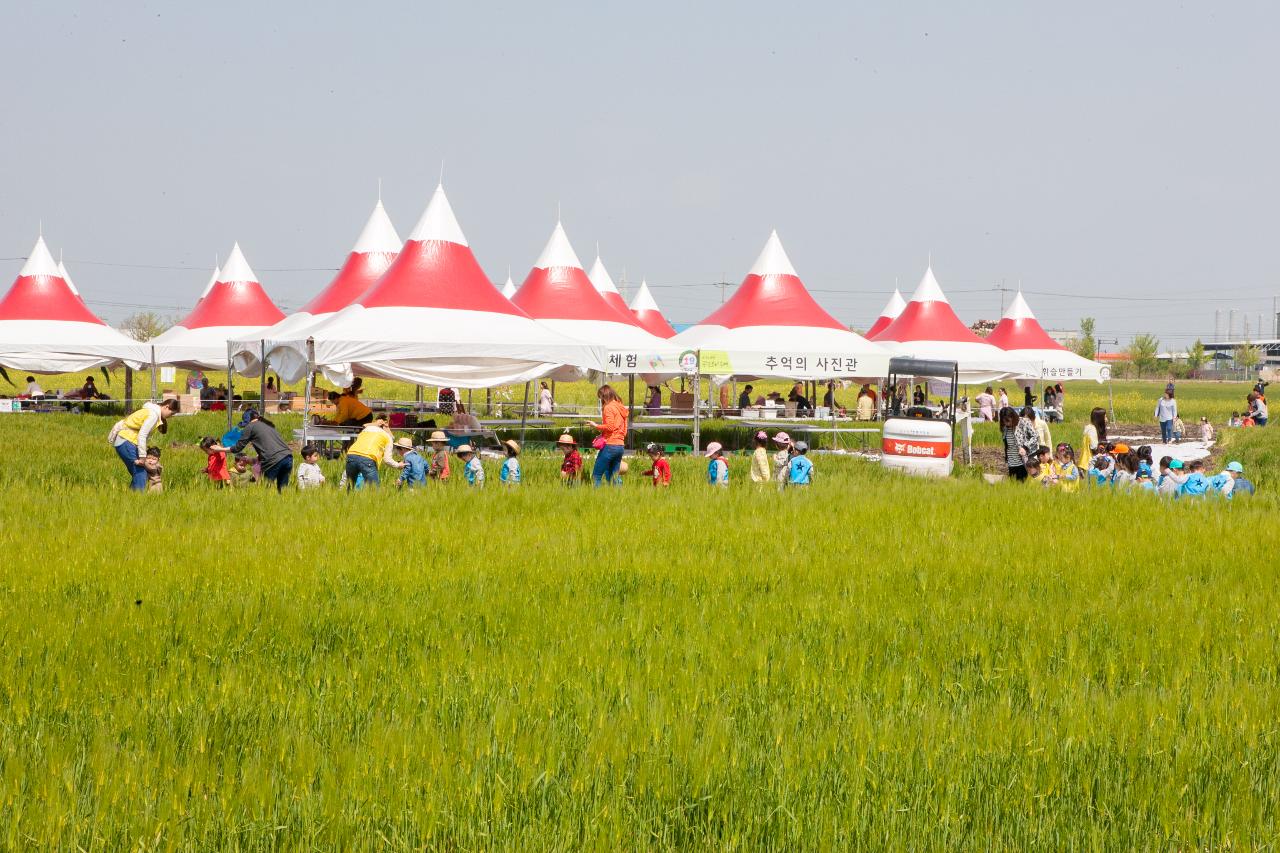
[587,384,629,486]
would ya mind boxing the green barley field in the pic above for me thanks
[0,379,1276,849]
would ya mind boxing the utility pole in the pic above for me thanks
[717,278,729,304]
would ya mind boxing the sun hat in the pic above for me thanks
[1169,459,1184,469]
[772,431,791,445]
[455,443,474,454]
[502,439,521,454]
[1113,443,1130,453]
[393,436,414,451]
[755,430,768,440]
[794,440,809,453]
[427,430,449,443]
[704,441,723,457]
[618,460,629,474]
[1226,461,1244,473]
[556,433,576,446]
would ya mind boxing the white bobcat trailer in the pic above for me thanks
[880,357,959,477]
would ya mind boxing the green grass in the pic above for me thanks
[0,401,1276,849]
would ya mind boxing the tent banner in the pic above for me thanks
[604,350,684,374]
[683,349,887,379]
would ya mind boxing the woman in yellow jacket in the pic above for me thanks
[344,417,404,489]
[109,398,180,490]
[586,385,628,486]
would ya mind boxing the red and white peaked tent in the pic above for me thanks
[865,288,906,338]
[0,235,147,373]
[986,291,1108,382]
[512,222,680,373]
[629,279,677,338]
[273,185,606,388]
[151,244,286,370]
[674,230,888,378]
[869,265,1039,383]
[586,255,635,322]
[231,200,402,379]
[500,274,517,300]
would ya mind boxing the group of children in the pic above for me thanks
[1018,439,1252,499]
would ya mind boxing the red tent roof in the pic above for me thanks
[870,266,987,344]
[0,237,106,325]
[985,292,1067,351]
[300,200,401,315]
[865,289,906,338]
[629,279,676,338]
[176,244,286,329]
[357,185,525,317]
[512,223,639,324]
[695,231,844,330]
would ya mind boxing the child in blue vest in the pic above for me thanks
[705,442,729,486]
[1178,459,1209,497]
[787,441,814,486]
[1087,454,1113,486]
[499,439,521,486]
[1209,460,1243,499]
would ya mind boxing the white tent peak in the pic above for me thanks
[909,265,948,304]
[19,235,60,278]
[57,260,80,296]
[629,279,661,313]
[408,184,469,246]
[220,243,258,283]
[534,221,584,270]
[501,275,517,299]
[878,288,907,319]
[199,265,221,299]
[587,256,620,294]
[351,200,402,254]
[748,230,798,277]
[1003,290,1036,321]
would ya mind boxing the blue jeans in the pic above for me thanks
[345,455,380,489]
[592,443,625,486]
[114,441,148,491]
[1160,420,1173,442]
[1256,416,1268,427]
[263,455,293,492]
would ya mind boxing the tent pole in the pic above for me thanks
[258,340,266,411]
[303,341,314,446]
[692,351,702,454]
[627,374,635,446]
[1107,379,1115,425]
[831,382,837,451]
[149,345,157,401]
[226,346,233,432]
[124,366,134,411]
[486,386,492,418]
[519,381,530,446]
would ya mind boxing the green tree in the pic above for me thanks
[1126,334,1160,378]
[1233,341,1262,377]
[1185,338,1206,378]
[119,311,172,342]
[1073,317,1096,359]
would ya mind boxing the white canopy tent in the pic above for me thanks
[869,266,1040,384]
[270,185,608,389]
[674,231,890,379]
[150,244,286,370]
[986,291,1109,383]
[0,236,147,374]
[230,199,402,379]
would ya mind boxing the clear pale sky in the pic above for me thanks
[3,1,1277,347]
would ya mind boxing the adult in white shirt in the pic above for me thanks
[1155,388,1178,442]
[24,376,45,398]
[538,381,553,415]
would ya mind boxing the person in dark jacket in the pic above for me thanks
[214,409,293,492]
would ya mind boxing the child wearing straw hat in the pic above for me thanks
[426,430,451,482]
[395,437,427,488]
[558,434,583,485]
[500,439,521,486]
[457,444,485,487]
